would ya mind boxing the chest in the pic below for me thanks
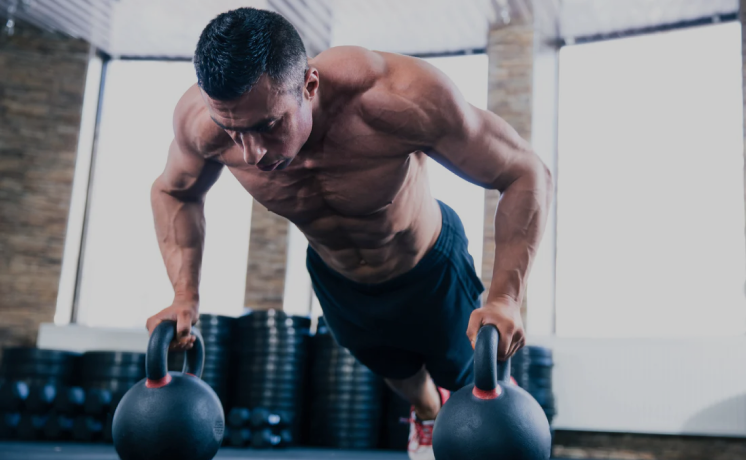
[220,136,420,224]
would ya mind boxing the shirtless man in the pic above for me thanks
[145,8,552,459]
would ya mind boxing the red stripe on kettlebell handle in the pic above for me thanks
[473,386,502,400]
[186,373,196,377]
[510,376,517,385]
[146,374,172,388]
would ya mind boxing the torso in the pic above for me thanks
[184,49,443,284]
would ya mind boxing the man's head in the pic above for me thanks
[194,8,316,171]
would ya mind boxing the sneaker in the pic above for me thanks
[406,387,450,460]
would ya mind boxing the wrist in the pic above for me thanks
[174,290,199,305]
[484,294,520,309]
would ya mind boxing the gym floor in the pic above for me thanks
[0,443,587,460]
[0,442,408,460]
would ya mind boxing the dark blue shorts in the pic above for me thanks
[306,200,485,391]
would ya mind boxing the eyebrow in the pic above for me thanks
[210,116,278,132]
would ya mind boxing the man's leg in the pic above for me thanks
[385,366,442,420]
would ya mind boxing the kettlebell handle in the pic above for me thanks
[147,321,205,381]
[474,325,511,392]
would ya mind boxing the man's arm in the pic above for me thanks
[364,53,554,359]
[146,128,223,349]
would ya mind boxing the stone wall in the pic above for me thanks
[244,201,289,311]
[0,23,89,348]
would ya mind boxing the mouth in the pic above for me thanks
[257,160,283,172]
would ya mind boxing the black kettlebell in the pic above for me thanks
[112,321,225,460]
[433,325,551,460]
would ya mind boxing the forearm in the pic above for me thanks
[151,181,205,302]
[487,164,553,306]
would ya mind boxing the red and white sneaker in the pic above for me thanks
[406,387,450,460]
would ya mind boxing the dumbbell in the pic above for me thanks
[0,381,29,411]
[25,383,59,414]
[0,412,21,439]
[84,388,112,417]
[55,386,86,415]
[228,427,252,447]
[249,407,292,429]
[17,413,47,440]
[73,415,103,442]
[43,414,74,441]
[251,428,292,448]
[227,407,251,427]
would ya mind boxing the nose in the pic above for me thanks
[237,133,266,165]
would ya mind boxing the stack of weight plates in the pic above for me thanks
[525,346,556,424]
[510,346,531,389]
[233,309,311,440]
[80,352,145,401]
[308,317,383,449]
[0,348,80,387]
[0,348,80,441]
[168,315,235,406]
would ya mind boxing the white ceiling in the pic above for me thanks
[0,0,741,57]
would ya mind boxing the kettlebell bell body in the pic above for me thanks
[433,326,551,460]
[112,322,225,460]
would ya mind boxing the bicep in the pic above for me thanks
[155,139,223,201]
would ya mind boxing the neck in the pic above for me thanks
[303,87,328,150]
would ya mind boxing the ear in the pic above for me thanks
[304,67,320,101]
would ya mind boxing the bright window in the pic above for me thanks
[556,23,746,338]
[75,61,252,328]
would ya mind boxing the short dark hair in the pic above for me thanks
[194,8,307,101]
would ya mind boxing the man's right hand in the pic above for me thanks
[145,298,199,351]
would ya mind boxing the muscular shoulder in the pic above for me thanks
[172,84,231,158]
[356,52,472,148]
[313,46,386,95]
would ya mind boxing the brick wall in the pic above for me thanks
[244,200,289,311]
[483,21,534,322]
[0,23,89,348]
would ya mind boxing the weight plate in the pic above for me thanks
[199,334,233,348]
[82,365,144,381]
[315,393,380,405]
[236,350,308,361]
[2,348,79,364]
[54,386,86,415]
[85,379,141,393]
[43,414,74,440]
[16,413,46,441]
[72,415,103,442]
[198,314,236,328]
[7,363,75,379]
[80,352,144,367]
[527,346,553,357]
[233,397,298,410]
[238,362,303,374]
[199,370,229,381]
[236,337,309,350]
[236,384,302,398]
[311,364,378,377]
[237,311,311,328]
[311,403,382,420]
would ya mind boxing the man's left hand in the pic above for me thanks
[466,296,525,360]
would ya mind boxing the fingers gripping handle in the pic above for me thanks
[473,325,511,398]
[146,321,205,382]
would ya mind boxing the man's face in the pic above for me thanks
[204,73,312,172]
